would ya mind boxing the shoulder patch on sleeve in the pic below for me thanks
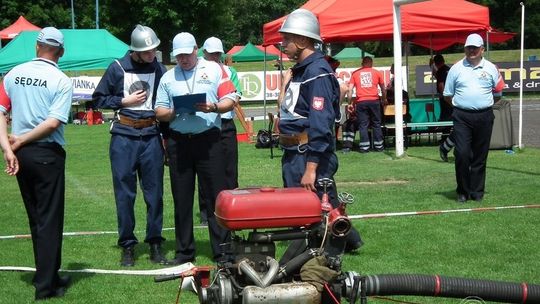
[312,96,324,110]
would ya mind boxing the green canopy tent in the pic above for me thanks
[0,29,128,73]
[231,42,278,62]
[333,47,374,60]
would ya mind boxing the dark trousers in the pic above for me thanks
[110,134,164,248]
[198,119,238,222]
[16,143,66,299]
[452,107,495,199]
[282,150,363,247]
[168,128,230,261]
[341,118,358,149]
[439,97,454,141]
[356,100,384,151]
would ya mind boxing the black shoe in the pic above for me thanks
[471,194,484,202]
[120,246,135,267]
[439,146,448,162]
[374,147,384,152]
[35,287,66,301]
[358,149,370,154]
[168,256,195,266]
[456,194,468,203]
[57,275,71,288]
[341,147,351,153]
[149,243,168,265]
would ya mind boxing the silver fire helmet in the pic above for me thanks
[279,9,321,43]
[130,24,160,52]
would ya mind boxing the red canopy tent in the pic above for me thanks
[255,44,289,61]
[226,45,244,55]
[0,16,41,40]
[263,0,514,50]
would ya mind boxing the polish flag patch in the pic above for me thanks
[312,96,324,110]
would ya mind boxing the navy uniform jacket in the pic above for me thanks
[92,52,167,137]
[279,52,340,163]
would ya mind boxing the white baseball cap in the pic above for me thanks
[464,33,483,47]
[202,37,224,53]
[172,32,197,56]
[37,27,64,48]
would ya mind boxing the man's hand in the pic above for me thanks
[197,102,217,113]
[8,134,22,152]
[3,150,18,176]
[300,162,318,192]
[121,90,147,107]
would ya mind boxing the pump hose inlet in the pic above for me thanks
[356,274,540,303]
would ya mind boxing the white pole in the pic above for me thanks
[392,3,404,157]
[392,0,428,157]
[95,0,99,29]
[71,0,75,29]
[519,2,525,149]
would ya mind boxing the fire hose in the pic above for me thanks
[344,273,540,303]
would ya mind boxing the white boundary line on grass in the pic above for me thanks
[1,204,539,240]
[0,263,194,276]
[349,203,540,219]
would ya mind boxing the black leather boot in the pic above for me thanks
[149,243,168,264]
[120,246,135,267]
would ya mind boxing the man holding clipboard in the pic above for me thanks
[155,32,236,265]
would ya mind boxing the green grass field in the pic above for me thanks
[0,123,539,303]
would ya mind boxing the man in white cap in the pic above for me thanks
[443,33,504,203]
[155,32,237,264]
[198,36,242,225]
[0,26,73,300]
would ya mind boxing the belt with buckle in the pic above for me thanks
[279,132,308,147]
[118,114,156,129]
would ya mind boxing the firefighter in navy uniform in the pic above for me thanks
[278,9,363,252]
[92,25,168,266]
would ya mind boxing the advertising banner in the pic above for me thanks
[237,66,397,101]
[70,66,402,103]
[415,61,540,96]
[71,76,101,103]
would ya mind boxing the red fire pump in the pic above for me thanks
[155,180,355,304]
[156,182,540,304]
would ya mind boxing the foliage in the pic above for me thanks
[1,1,539,61]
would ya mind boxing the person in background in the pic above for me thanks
[278,9,363,252]
[324,56,355,152]
[0,27,73,300]
[199,37,242,225]
[430,54,454,162]
[443,33,504,203]
[0,83,18,176]
[92,25,168,267]
[384,63,411,124]
[348,56,387,153]
[155,32,236,264]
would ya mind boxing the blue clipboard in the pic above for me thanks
[172,93,207,113]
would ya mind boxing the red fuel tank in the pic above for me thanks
[215,187,322,230]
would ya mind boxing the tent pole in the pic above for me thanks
[393,0,428,157]
[519,2,525,149]
[263,47,268,128]
[71,0,76,29]
[486,30,490,58]
[392,2,405,157]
